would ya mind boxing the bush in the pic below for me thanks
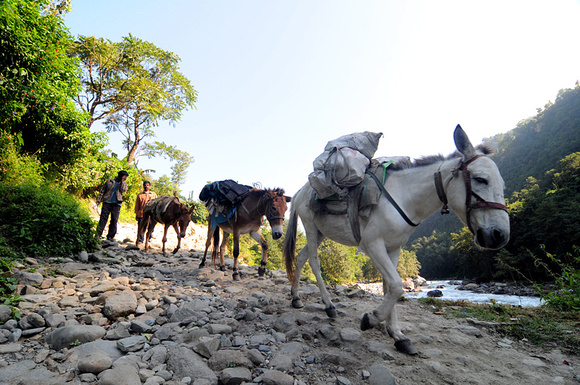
[534,246,580,311]
[0,183,99,258]
[0,131,45,186]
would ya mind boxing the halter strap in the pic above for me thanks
[368,171,419,227]
[459,155,509,234]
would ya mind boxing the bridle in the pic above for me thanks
[434,155,509,234]
[265,195,286,222]
[240,191,285,222]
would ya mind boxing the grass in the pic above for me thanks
[418,298,580,355]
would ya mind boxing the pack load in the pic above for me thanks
[199,179,252,207]
[199,179,253,229]
[308,131,383,199]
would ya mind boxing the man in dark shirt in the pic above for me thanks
[96,170,129,240]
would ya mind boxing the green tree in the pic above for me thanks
[0,0,91,167]
[70,34,198,164]
[143,142,194,188]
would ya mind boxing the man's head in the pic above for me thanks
[117,170,129,181]
[143,181,151,191]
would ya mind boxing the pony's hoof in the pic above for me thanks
[325,306,337,318]
[199,262,205,268]
[220,265,226,272]
[292,298,304,308]
[394,339,418,355]
[233,273,241,281]
[172,248,180,254]
[258,266,266,277]
[360,313,374,331]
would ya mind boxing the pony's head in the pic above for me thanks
[265,188,291,239]
[177,204,195,238]
[446,125,510,250]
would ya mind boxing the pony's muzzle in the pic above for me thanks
[272,225,283,240]
[476,227,509,250]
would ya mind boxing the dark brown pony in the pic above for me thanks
[136,195,194,255]
[199,188,291,280]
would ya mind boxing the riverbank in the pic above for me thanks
[1,234,578,384]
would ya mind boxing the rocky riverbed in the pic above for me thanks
[0,222,578,385]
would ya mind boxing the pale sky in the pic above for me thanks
[65,0,580,197]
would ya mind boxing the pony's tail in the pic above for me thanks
[211,227,220,267]
[283,204,298,283]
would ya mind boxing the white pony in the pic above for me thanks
[283,125,510,355]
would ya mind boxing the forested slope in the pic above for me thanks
[409,84,580,244]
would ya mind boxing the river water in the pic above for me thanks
[358,280,543,307]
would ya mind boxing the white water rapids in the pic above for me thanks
[357,280,543,307]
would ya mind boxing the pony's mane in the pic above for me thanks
[387,144,496,171]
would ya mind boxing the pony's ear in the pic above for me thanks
[454,124,476,160]
[285,195,292,203]
[188,206,194,214]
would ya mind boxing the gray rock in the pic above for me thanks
[7,328,22,342]
[78,250,89,262]
[340,327,361,342]
[262,369,294,385]
[192,335,221,358]
[77,350,113,373]
[44,313,66,328]
[427,289,443,297]
[0,360,66,385]
[0,305,12,323]
[103,291,138,320]
[0,343,22,354]
[220,367,252,385]
[208,350,254,372]
[19,312,45,329]
[154,322,182,341]
[44,325,106,351]
[117,335,148,352]
[106,323,131,340]
[98,364,141,385]
[142,345,168,367]
[166,345,218,385]
[269,354,293,371]
[13,271,44,286]
[369,363,396,385]
[207,324,232,334]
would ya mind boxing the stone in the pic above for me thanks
[0,305,12,323]
[44,325,106,351]
[368,363,396,385]
[117,335,148,352]
[207,350,253,372]
[103,291,138,320]
[219,367,252,385]
[193,335,221,358]
[77,350,113,373]
[166,345,218,385]
[98,364,141,385]
[262,369,294,385]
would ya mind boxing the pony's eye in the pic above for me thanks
[474,177,488,185]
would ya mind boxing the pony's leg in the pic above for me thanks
[231,232,241,281]
[290,227,329,312]
[249,230,268,277]
[144,220,155,251]
[161,224,170,255]
[171,223,181,254]
[359,244,417,355]
[199,226,215,268]
[308,246,338,318]
[219,232,229,273]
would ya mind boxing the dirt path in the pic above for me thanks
[108,221,579,385]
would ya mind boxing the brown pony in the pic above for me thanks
[199,188,291,280]
[136,195,194,255]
